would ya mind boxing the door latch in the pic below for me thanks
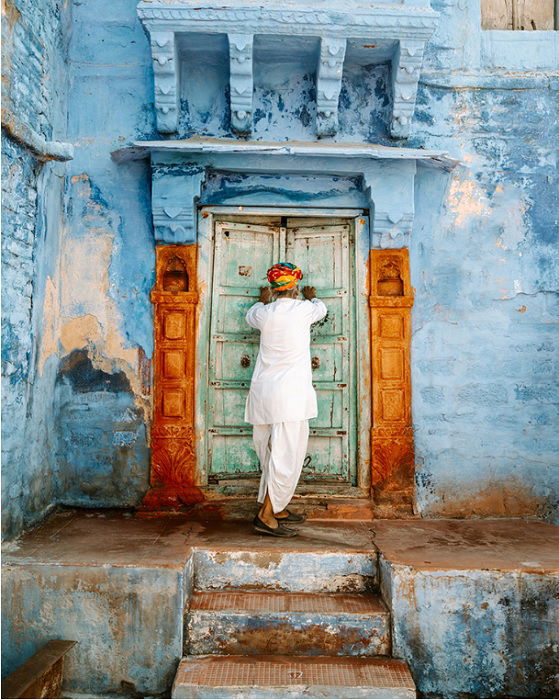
[311,357,320,370]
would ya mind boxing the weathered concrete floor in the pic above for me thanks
[5,508,558,572]
[372,517,559,573]
[2,509,377,566]
[4,509,559,699]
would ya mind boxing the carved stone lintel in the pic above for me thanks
[391,39,425,139]
[150,31,179,134]
[137,5,439,40]
[316,36,346,138]
[152,165,205,243]
[228,33,254,135]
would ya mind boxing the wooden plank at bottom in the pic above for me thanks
[2,639,77,699]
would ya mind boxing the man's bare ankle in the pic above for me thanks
[258,510,278,528]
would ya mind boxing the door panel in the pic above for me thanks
[214,341,259,381]
[207,218,355,483]
[314,388,344,429]
[212,434,260,476]
[286,221,352,482]
[208,222,280,478]
[302,436,344,478]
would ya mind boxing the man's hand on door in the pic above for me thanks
[260,287,274,304]
[302,286,316,300]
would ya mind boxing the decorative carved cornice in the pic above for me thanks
[149,31,179,133]
[316,37,346,138]
[228,33,254,135]
[137,2,439,138]
[137,4,438,39]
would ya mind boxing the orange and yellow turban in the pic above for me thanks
[266,262,303,291]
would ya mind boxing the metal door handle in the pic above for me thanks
[311,357,320,370]
[240,355,251,368]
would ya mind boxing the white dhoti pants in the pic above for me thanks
[252,420,309,513]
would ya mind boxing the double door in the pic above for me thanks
[206,217,357,484]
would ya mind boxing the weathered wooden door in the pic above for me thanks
[207,217,356,484]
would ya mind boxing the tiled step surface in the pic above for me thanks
[187,590,390,656]
[192,549,377,593]
[172,655,416,699]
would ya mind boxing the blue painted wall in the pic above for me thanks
[2,0,558,539]
[1,0,71,538]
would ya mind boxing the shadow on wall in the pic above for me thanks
[55,349,150,507]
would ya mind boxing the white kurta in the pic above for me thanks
[244,297,328,425]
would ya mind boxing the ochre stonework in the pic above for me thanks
[369,249,415,511]
[142,244,203,508]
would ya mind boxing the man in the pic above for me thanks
[244,262,327,537]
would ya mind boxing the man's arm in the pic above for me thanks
[302,286,327,322]
[245,287,273,328]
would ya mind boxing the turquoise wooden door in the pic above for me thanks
[207,217,356,484]
[286,218,354,482]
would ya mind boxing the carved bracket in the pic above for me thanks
[362,161,417,248]
[138,3,439,141]
[150,31,179,134]
[228,33,254,135]
[390,40,425,139]
[316,36,347,138]
[152,165,205,243]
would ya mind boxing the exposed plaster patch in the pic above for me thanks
[38,276,60,375]
[61,175,149,416]
[447,175,491,228]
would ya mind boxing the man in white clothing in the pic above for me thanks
[244,262,327,537]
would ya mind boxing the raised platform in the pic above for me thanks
[2,509,558,698]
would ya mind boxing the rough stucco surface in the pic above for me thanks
[375,519,559,698]
[1,0,558,537]
[1,0,70,539]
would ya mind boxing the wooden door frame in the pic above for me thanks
[196,206,372,497]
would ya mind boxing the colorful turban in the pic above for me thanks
[266,262,303,291]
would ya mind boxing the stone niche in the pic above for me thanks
[137,0,440,139]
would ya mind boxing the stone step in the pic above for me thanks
[192,548,377,593]
[186,590,391,657]
[172,655,416,699]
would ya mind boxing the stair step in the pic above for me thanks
[193,549,377,593]
[172,655,416,699]
[187,591,390,656]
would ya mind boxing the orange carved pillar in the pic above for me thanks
[369,248,415,513]
[141,244,203,510]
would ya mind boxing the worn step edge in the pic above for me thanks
[186,592,391,656]
[192,550,378,593]
[188,590,389,615]
[172,655,416,699]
